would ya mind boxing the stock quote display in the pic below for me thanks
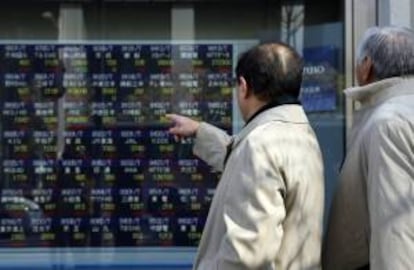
[0,44,233,247]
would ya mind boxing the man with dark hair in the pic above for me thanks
[167,42,324,270]
[323,26,414,270]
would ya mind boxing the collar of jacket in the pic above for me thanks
[344,76,414,109]
[244,95,301,126]
[231,104,308,151]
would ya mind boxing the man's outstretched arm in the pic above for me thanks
[166,114,232,172]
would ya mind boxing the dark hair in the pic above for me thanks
[235,42,303,102]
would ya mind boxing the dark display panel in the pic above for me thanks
[0,43,233,247]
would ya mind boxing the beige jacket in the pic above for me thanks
[192,105,324,270]
[323,77,414,270]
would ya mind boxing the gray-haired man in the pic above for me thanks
[323,26,414,270]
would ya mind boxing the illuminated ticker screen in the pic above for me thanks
[0,44,233,247]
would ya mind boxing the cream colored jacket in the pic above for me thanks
[192,105,324,270]
[323,77,414,270]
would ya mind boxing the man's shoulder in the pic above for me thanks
[246,118,316,148]
[370,97,414,128]
[358,101,414,152]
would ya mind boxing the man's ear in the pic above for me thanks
[361,57,375,84]
[239,76,250,99]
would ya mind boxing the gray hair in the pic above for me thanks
[356,26,414,79]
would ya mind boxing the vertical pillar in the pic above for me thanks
[58,3,86,40]
[345,0,377,140]
[171,5,195,40]
[57,3,86,159]
[170,4,195,115]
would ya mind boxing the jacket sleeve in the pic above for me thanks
[213,137,286,269]
[366,120,414,270]
[193,122,232,172]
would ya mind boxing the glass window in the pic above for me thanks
[0,1,344,269]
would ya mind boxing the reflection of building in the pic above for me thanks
[0,0,412,269]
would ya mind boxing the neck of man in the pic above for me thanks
[243,94,301,124]
[243,98,268,122]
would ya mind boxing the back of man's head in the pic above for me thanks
[357,26,414,80]
[235,42,303,102]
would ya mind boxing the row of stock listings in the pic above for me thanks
[0,43,233,247]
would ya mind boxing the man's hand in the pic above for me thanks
[165,114,200,141]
